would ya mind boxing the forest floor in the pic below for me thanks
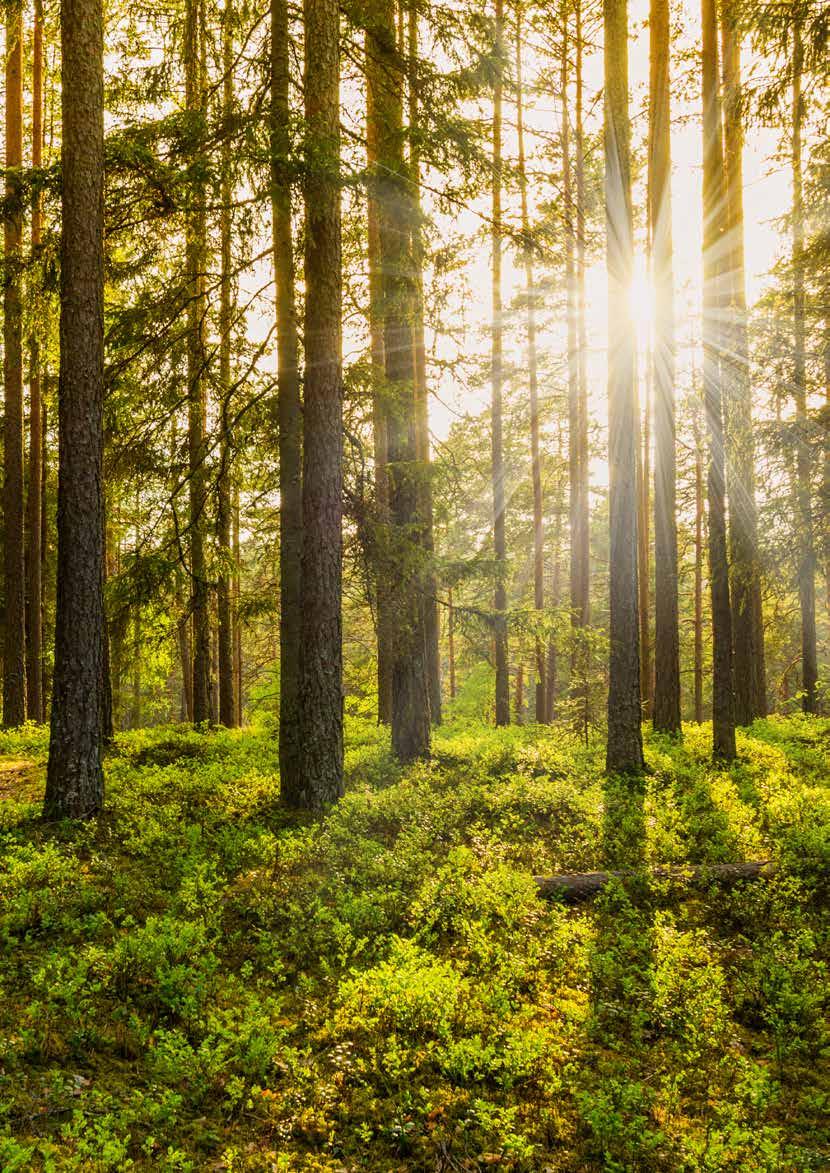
[0,714,828,1171]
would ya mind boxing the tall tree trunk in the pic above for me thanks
[694,403,704,724]
[217,0,236,727]
[563,13,581,702]
[185,0,212,726]
[43,0,106,816]
[575,0,589,629]
[649,0,681,733]
[790,18,817,715]
[720,2,766,723]
[824,316,830,620]
[368,0,430,762]
[408,1,442,726]
[701,0,736,759]
[365,25,393,726]
[4,0,27,726]
[447,587,457,700]
[545,451,565,723]
[492,0,509,726]
[298,0,344,803]
[271,0,304,790]
[233,482,243,724]
[637,352,652,715]
[25,0,45,724]
[516,6,545,722]
[604,0,644,774]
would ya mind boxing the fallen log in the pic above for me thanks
[534,860,778,902]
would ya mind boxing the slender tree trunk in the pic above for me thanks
[368,0,430,762]
[25,0,45,723]
[492,0,509,726]
[408,2,441,725]
[824,317,830,620]
[272,0,304,790]
[184,0,212,726]
[545,456,565,723]
[233,483,243,724]
[43,0,106,816]
[217,0,236,727]
[649,0,681,733]
[702,0,736,759]
[790,18,817,715]
[575,0,589,630]
[604,0,644,774]
[4,0,26,726]
[694,406,704,724]
[298,0,344,804]
[448,587,457,700]
[365,27,393,726]
[516,7,546,721]
[637,352,652,715]
[720,3,766,723]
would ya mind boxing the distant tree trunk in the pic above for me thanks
[25,0,45,724]
[701,0,736,759]
[43,0,106,817]
[790,18,817,715]
[604,0,644,774]
[824,317,830,620]
[575,0,589,629]
[271,0,304,790]
[545,457,565,723]
[693,402,704,724]
[492,0,509,726]
[649,0,681,733]
[4,0,27,727]
[563,16,581,695]
[233,483,243,724]
[447,587,457,700]
[184,0,212,726]
[298,0,344,804]
[368,0,430,762]
[516,6,545,722]
[514,662,524,725]
[365,27,393,726]
[720,3,766,723]
[217,0,236,727]
[637,353,652,716]
[408,2,442,726]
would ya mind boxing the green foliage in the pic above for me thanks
[0,715,828,1168]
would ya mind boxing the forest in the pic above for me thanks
[0,0,829,1166]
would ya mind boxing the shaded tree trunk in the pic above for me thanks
[448,587,457,700]
[790,18,817,715]
[694,402,704,724]
[4,0,27,726]
[574,0,589,630]
[637,354,652,716]
[702,0,736,759]
[492,0,509,726]
[25,0,45,724]
[604,0,644,774]
[516,6,545,722]
[649,0,681,733]
[233,483,243,724]
[43,0,106,816]
[272,0,304,792]
[298,0,344,804]
[720,3,766,723]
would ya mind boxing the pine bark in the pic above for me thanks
[649,0,681,733]
[25,0,45,724]
[516,7,545,722]
[720,4,766,723]
[693,402,704,724]
[790,19,817,715]
[492,0,509,726]
[637,353,652,716]
[217,0,236,727]
[574,0,589,630]
[43,0,106,816]
[233,484,243,724]
[185,0,212,726]
[4,0,27,726]
[367,0,431,762]
[272,0,304,791]
[701,0,736,759]
[604,0,644,774]
[298,0,344,803]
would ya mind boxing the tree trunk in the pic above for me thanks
[637,353,652,716]
[271,0,304,790]
[516,7,546,722]
[43,0,106,817]
[217,0,236,728]
[604,0,644,774]
[790,18,817,715]
[4,0,27,726]
[649,0,681,734]
[408,1,442,727]
[185,0,212,726]
[702,0,736,759]
[720,3,766,724]
[694,403,704,724]
[298,0,344,804]
[368,0,431,763]
[492,0,509,727]
[25,0,45,724]
[448,587,457,700]
[365,26,393,726]
[233,482,243,724]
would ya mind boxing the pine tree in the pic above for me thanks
[492,0,509,727]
